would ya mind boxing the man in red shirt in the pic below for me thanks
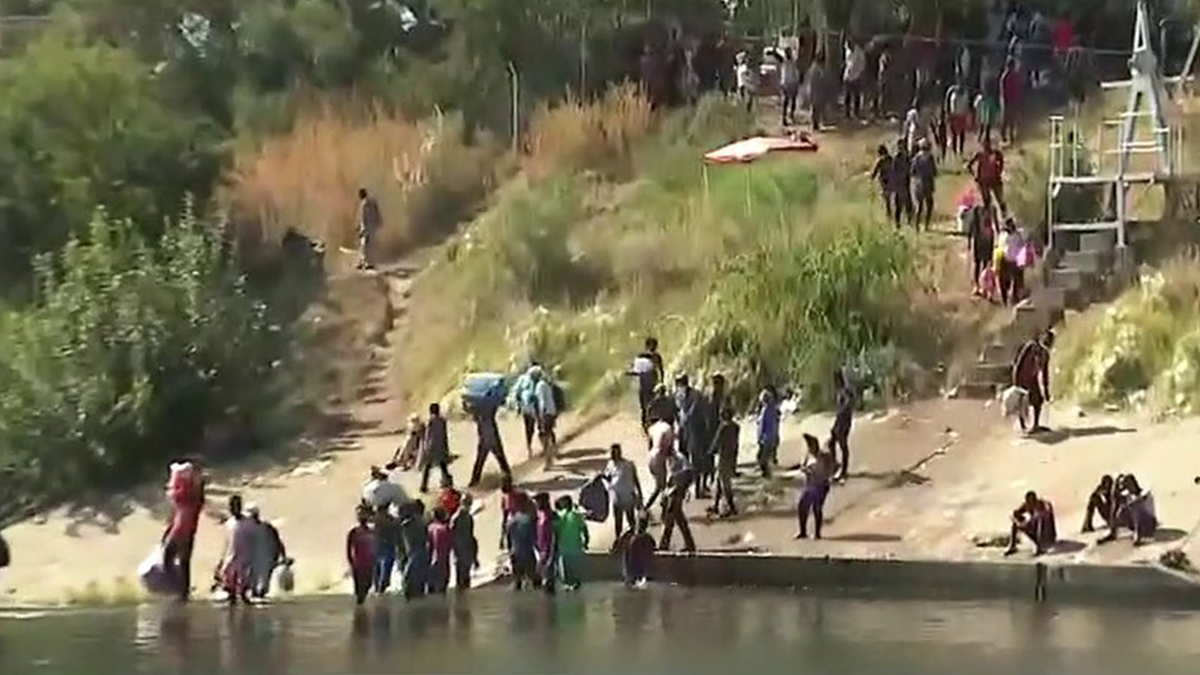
[967,136,1006,212]
[1012,330,1054,434]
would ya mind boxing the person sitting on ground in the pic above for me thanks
[1102,474,1158,546]
[1005,490,1057,556]
[1082,474,1116,533]
[391,414,424,471]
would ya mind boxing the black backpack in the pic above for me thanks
[552,382,567,413]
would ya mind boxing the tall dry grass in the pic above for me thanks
[224,104,497,262]
[524,84,654,179]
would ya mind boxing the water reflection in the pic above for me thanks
[5,587,1200,675]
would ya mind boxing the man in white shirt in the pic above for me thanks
[735,51,756,112]
[843,40,866,120]
[602,443,643,544]
[363,465,409,511]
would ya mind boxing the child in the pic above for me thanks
[505,495,538,590]
[621,516,656,587]
[427,507,453,594]
[451,494,478,591]
[533,492,558,595]
[555,495,589,590]
[346,504,375,606]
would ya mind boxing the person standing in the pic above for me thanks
[555,496,589,590]
[795,434,836,539]
[356,188,382,271]
[843,39,866,121]
[999,58,1023,144]
[911,139,939,230]
[162,459,205,602]
[451,494,478,591]
[997,217,1026,306]
[807,56,829,131]
[1012,330,1055,434]
[246,504,287,599]
[468,399,512,487]
[397,501,430,600]
[756,388,780,478]
[968,204,996,296]
[346,505,376,606]
[734,51,755,112]
[644,418,675,511]
[602,443,643,544]
[780,48,802,127]
[506,495,538,590]
[420,403,453,493]
[974,88,999,145]
[710,407,740,518]
[658,448,696,552]
[830,369,855,481]
[533,492,558,595]
[427,507,453,594]
[371,505,399,594]
[674,374,708,498]
[534,368,559,468]
[945,80,971,156]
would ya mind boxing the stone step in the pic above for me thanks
[973,362,1012,384]
[1048,267,1085,293]
[981,342,1014,364]
[956,381,999,399]
[1061,249,1111,275]
[1080,230,1117,253]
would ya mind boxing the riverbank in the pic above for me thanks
[4,395,1200,606]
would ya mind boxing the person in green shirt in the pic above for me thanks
[554,495,589,590]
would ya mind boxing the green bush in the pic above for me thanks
[0,207,292,514]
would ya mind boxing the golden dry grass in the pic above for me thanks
[524,84,654,179]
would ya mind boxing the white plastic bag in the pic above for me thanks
[138,546,175,596]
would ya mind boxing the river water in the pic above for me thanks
[2,585,1200,675]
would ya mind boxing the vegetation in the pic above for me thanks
[1055,254,1200,415]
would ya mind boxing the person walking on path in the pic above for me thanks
[426,507,453,594]
[911,139,939,230]
[162,460,205,602]
[889,140,914,228]
[346,505,375,606]
[356,188,382,271]
[555,496,589,590]
[796,434,836,539]
[451,494,478,590]
[658,448,696,552]
[870,145,895,222]
[533,492,559,595]
[468,400,512,487]
[968,136,1006,213]
[511,363,541,458]
[735,51,755,112]
[534,368,559,468]
[999,58,1024,144]
[420,403,453,493]
[397,501,430,600]
[830,369,855,482]
[756,388,781,478]
[1012,330,1055,435]
[674,374,709,498]
[645,418,675,511]
[974,88,999,145]
[996,217,1027,306]
[631,337,664,433]
[945,80,971,156]
[807,56,829,131]
[603,443,643,544]
[710,408,740,518]
[968,204,997,297]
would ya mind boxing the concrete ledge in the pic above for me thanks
[582,552,1200,608]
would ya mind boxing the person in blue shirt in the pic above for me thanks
[756,388,781,478]
[510,363,542,459]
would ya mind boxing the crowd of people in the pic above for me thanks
[1004,472,1158,557]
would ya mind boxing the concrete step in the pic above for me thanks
[957,381,999,399]
[981,342,1015,364]
[1028,286,1066,313]
[1061,249,1111,275]
[1048,267,1085,293]
[1080,230,1117,253]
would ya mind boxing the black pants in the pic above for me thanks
[915,187,934,229]
[352,568,372,605]
[713,468,736,514]
[972,249,991,289]
[421,461,453,492]
[843,80,862,119]
[162,535,195,601]
[469,441,512,486]
[613,500,638,542]
[831,430,850,478]
[998,258,1024,306]
[798,486,829,538]
[891,190,913,226]
[522,414,537,451]
[659,490,696,551]
[455,557,473,590]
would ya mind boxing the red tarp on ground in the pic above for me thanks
[703,134,819,164]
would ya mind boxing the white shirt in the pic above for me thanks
[603,458,639,503]
[535,379,557,417]
[363,477,407,509]
[735,63,754,90]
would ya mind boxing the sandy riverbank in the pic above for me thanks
[3,398,1199,606]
